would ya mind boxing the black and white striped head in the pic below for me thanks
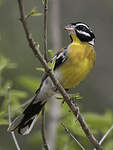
[65,22,95,46]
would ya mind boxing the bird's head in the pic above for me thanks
[65,22,95,46]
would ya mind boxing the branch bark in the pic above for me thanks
[17,0,104,150]
[99,125,113,145]
[94,125,113,150]
[41,1,49,150]
[41,108,49,150]
[61,123,85,150]
[8,87,21,150]
[43,0,48,61]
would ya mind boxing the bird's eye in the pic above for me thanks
[76,25,87,31]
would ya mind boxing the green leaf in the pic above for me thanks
[48,49,55,58]
[0,119,9,125]
[48,60,55,71]
[28,8,43,17]
[36,67,45,72]
[72,92,83,100]
[30,13,43,17]
[56,94,63,100]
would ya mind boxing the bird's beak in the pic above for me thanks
[64,25,74,31]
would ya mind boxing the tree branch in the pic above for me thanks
[61,123,85,150]
[43,0,48,61]
[17,0,104,149]
[100,125,113,145]
[41,108,49,150]
[41,1,49,150]
[7,87,21,150]
[94,125,113,150]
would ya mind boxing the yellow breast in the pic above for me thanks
[56,42,96,89]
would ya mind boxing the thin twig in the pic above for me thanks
[99,125,113,145]
[61,123,85,150]
[41,108,49,150]
[17,0,103,149]
[44,0,48,61]
[93,125,113,150]
[7,87,21,150]
[41,0,49,150]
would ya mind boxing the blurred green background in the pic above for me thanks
[0,0,113,150]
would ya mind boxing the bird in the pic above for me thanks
[8,22,96,135]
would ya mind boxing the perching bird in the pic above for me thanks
[8,22,96,135]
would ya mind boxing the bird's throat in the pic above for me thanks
[70,34,81,44]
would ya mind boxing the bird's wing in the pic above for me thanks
[35,47,68,93]
[53,47,68,70]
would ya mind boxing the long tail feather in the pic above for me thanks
[8,99,46,135]
[18,115,37,135]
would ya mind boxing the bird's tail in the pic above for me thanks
[8,99,46,135]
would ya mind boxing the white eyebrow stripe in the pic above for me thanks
[77,30,91,37]
[75,23,89,29]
